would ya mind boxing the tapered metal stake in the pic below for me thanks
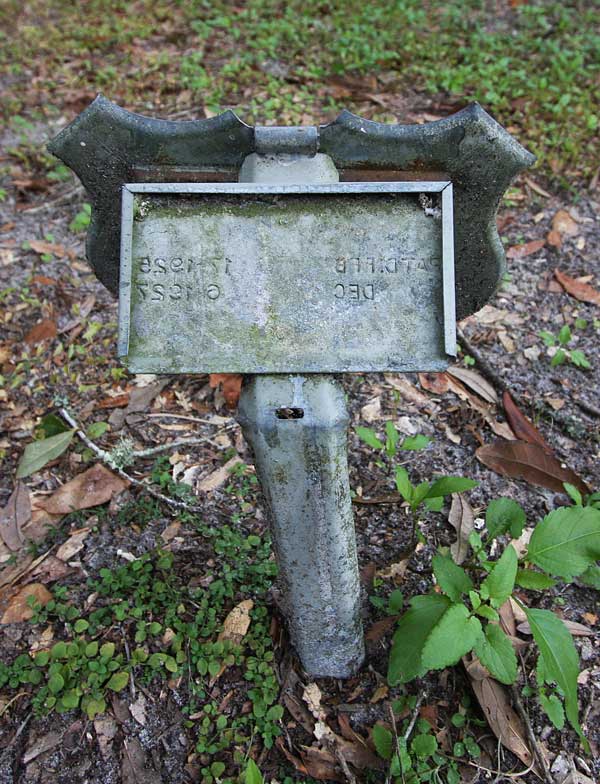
[237,143,365,677]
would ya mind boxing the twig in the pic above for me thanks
[456,327,509,394]
[334,747,357,784]
[403,691,425,741]
[121,632,136,701]
[575,397,600,418]
[59,407,205,514]
[131,428,233,458]
[20,184,84,214]
[509,684,553,784]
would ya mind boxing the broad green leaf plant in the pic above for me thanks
[388,482,600,753]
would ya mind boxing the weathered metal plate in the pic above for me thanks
[118,182,455,374]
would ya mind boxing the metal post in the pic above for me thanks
[236,140,365,678]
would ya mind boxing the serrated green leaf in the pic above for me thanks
[411,733,437,758]
[372,724,393,760]
[100,642,115,659]
[394,466,413,503]
[432,553,473,602]
[474,605,499,621]
[245,759,263,784]
[51,641,67,659]
[426,476,478,499]
[563,483,583,506]
[481,545,517,608]
[385,421,399,457]
[421,604,483,671]
[86,421,109,439]
[515,569,556,590]
[356,426,384,450]
[16,430,74,478]
[106,671,129,691]
[85,641,98,657]
[82,695,106,719]
[525,607,587,750]
[540,692,565,729]
[48,672,64,694]
[578,563,600,589]
[527,506,600,580]
[400,434,430,451]
[61,689,80,709]
[474,623,517,684]
[387,595,450,685]
[424,495,444,512]
[485,498,526,539]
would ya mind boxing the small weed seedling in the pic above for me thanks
[539,324,591,369]
[387,487,599,753]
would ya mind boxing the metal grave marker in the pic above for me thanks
[118,181,455,374]
[50,97,534,678]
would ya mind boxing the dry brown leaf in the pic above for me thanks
[218,599,253,645]
[55,527,90,561]
[109,379,169,429]
[159,520,181,543]
[369,684,388,703]
[41,465,127,514]
[465,657,534,770]
[209,373,243,408]
[303,682,324,719]
[365,615,399,642]
[418,372,450,395]
[30,554,72,583]
[446,376,514,440]
[24,318,57,345]
[476,439,589,495]
[552,209,579,237]
[360,396,381,422]
[502,391,551,453]
[121,737,161,784]
[448,493,475,565]
[384,374,435,409]
[554,268,600,306]
[447,367,498,404]
[0,481,30,550]
[29,240,68,258]
[94,717,117,759]
[506,239,545,259]
[197,455,243,493]
[517,619,594,637]
[498,600,517,638]
[23,730,63,764]
[1,583,52,624]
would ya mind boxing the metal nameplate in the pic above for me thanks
[118,182,455,374]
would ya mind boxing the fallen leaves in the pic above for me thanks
[209,373,243,409]
[476,440,589,495]
[218,599,253,646]
[40,464,127,514]
[197,455,243,493]
[547,209,579,248]
[502,391,550,452]
[24,318,57,345]
[0,481,30,551]
[55,527,90,561]
[1,582,52,623]
[465,656,535,771]
[447,493,475,565]
[554,268,600,306]
[506,239,545,259]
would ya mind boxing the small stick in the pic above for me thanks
[59,407,205,514]
[403,691,425,741]
[509,684,553,784]
[131,427,233,458]
[456,327,509,394]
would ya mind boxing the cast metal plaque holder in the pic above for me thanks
[48,99,534,679]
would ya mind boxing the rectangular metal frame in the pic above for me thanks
[118,180,456,367]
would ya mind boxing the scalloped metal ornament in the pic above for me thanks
[48,95,534,319]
